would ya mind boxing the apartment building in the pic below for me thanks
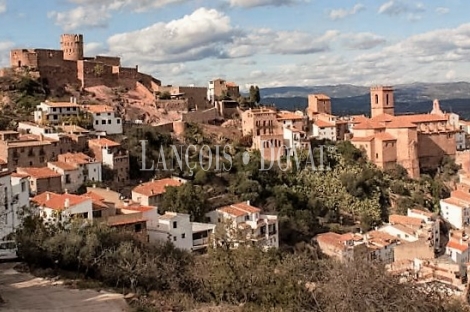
[34,99,80,125]
[17,167,62,194]
[131,177,186,207]
[88,138,129,183]
[0,170,29,240]
[82,104,123,135]
[58,152,102,182]
[206,201,279,250]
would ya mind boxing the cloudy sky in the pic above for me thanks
[0,0,468,90]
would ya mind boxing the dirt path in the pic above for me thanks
[0,262,129,312]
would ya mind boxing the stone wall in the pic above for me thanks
[418,132,456,170]
[39,60,80,89]
[156,99,188,112]
[77,60,117,88]
[179,86,209,110]
[181,107,218,123]
[36,50,65,67]
[10,49,39,68]
[94,56,121,66]
[153,122,174,133]
[394,241,434,262]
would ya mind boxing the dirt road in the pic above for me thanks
[0,262,129,312]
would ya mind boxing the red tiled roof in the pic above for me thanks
[122,204,155,212]
[17,167,61,179]
[277,111,304,120]
[374,132,396,141]
[133,178,183,197]
[447,240,469,252]
[384,119,417,129]
[351,135,374,142]
[49,161,78,171]
[59,152,94,165]
[410,209,434,218]
[32,192,90,211]
[88,138,121,148]
[451,190,470,203]
[398,114,448,123]
[354,120,386,130]
[389,214,423,226]
[315,120,335,127]
[370,114,394,122]
[218,202,261,217]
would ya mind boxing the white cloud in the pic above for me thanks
[229,0,299,8]
[329,4,365,20]
[84,42,107,56]
[342,32,386,50]
[107,8,238,66]
[0,0,6,14]
[49,0,188,31]
[436,7,449,15]
[48,6,110,31]
[0,41,14,67]
[378,0,425,16]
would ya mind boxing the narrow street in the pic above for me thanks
[0,262,129,312]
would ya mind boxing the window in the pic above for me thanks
[375,94,379,104]
[376,153,378,159]
[95,121,99,125]
[245,215,249,221]
[101,120,106,125]
[173,236,177,241]
[21,181,26,192]
[181,233,185,239]
[117,119,121,124]
[386,94,389,105]
[65,174,71,184]
[96,113,101,116]
[108,120,111,124]
[173,221,177,228]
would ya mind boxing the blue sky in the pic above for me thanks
[0,0,469,90]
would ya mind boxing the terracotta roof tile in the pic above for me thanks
[370,114,394,122]
[389,214,424,227]
[316,232,349,250]
[218,202,261,217]
[366,230,399,247]
[374,132,396,141]
[398,114,448,123]
[43,101,80,108]
[391,224,416,236]
[315,120,335,127]
[384,119,417,129]
[59,152,95,165]
[351,135,374,142]
[122,203,156,212]
[354,120,386,130]
[32,192,91,211]
[132,178,183,197]
[451,190,470,203]
[277,111,304,120]
[88,138,121,148]
[17,167,61,179]
[83,105,115,114]
[48,161,78,171]
[410,209,434,218]
[447,240,469,252]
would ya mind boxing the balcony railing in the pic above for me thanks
[193,237,210,246]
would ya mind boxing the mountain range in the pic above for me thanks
[260,82,470,119]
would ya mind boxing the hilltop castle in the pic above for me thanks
[7,34,161,92]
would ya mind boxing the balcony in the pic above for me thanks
[193,237,210,247]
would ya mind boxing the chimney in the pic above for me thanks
[151,178,155,182]
[136,65,138,71]
[106,187,110,191]
[246,200,250,206]
[64,189,68,194]
[64,198,70,208]
[70,97,73,103]
[92,184,96,188]
[46,193,51,201]
[74,97,77,104]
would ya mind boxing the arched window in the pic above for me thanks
[375,94,379,104]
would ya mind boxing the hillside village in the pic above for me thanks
[3,33,470,309]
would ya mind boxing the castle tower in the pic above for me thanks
[307,94,332,119]
[60,34,84,61]
[370,86,394,118]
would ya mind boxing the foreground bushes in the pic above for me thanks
[15,214,470,311]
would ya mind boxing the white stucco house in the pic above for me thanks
[82,105,123,135]
[31,192,93,224]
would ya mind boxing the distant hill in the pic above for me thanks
[261,82,470,119]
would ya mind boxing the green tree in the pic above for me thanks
[161,182,209,222]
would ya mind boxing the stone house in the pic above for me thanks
[17,167,62,195]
